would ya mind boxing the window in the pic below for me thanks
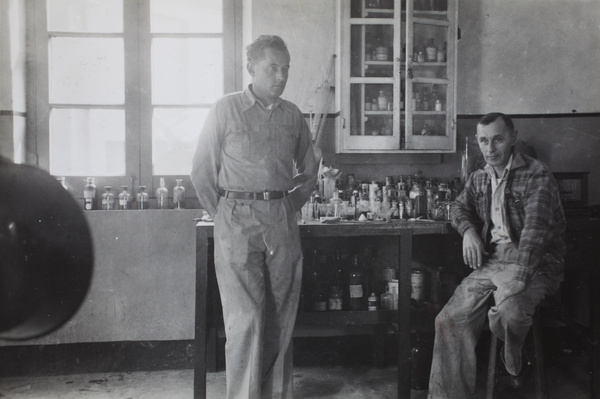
[28,0,240,204]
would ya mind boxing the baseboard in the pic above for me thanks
[0,340,196,377]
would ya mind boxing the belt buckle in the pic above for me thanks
[263,191,270,201]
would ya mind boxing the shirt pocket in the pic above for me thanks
[505,190,525,212]
[274,124,299,161]
[223,123,249,159]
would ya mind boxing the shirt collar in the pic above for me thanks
[243,84,284,112]
[485,153,514,181]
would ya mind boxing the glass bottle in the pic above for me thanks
[101,186,115,210]
[410,181,427,218]
[137,185,149,210]
[380,285,394,310]
[377,90,388,111]
[426,38,437,62]
[173,179,186,209]
[156,177,169,209]
[348,254,364,311]
[83,177,96,210]
[328,286,343,311]
[437,42,447,63]
[118,185,132,210]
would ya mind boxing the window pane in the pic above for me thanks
[152,108,208,175]
[50,109,126,176]
[152,38,223,105]
[47,0,123,33]
[150,0,222,33]
[49,37,124,105]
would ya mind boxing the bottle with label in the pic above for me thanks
[173,179,186,209]
[137,185,149,210]
[328,286,343,311]
[426,39,437,62]
[377,90,388,112]
[101,186,115,210]
[368,293,378,311]
[411,268,426,303]
[83,177,96,210]
[348,254,364,311]
[156,177,169,209]
[118,185,132,210]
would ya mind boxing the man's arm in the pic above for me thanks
[450,173,488,269]
[512,169,565,283]
[191,104,222,218]
[287,118,319,212]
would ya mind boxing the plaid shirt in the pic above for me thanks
[450,151,567,283]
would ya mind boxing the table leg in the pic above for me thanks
[591,265,600,399]
[194,231,208,399]
[398,230,413,399]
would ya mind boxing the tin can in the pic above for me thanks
[388,279,399,310]
[411,269,426,302]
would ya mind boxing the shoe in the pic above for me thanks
[509,372,525,389]
[499,344,526,389]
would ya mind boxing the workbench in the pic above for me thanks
[194,219,452,399]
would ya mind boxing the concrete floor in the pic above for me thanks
[0,334,593,398]
[0,361,592,399]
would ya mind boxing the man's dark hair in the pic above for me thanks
[247,35,289,64]
[477,112,515,132]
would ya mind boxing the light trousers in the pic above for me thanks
[427,243,561,399]
[214,196,303,399]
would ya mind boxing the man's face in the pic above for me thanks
[476,118,517,174]
[248,47,290,106]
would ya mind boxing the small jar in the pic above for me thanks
[368,292,378,311]
[83,177,96,211]
[435,99,443,111]
[118,185,132,210]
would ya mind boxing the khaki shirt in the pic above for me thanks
[191,85,319,217]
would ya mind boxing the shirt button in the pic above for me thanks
[495,208,500,211]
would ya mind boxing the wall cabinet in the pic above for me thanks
[336,0,458,153]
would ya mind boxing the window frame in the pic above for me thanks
[26,0,242,207]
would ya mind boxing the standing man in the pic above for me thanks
[191,35,319,399]
[427,113,566,398]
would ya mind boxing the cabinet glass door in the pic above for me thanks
[342,0,401,151]
[404,0,456,151]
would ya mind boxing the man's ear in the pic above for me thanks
[247,62,255,77]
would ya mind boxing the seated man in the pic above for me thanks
[427,112,566,399]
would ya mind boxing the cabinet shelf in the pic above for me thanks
[365,110,394,115]
[297,310,395,326]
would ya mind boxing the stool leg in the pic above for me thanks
[486,333,498,399]
[532,313,549,399]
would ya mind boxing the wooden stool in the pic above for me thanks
[485,310,549,399]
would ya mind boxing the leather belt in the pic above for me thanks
[220,189,288,201]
